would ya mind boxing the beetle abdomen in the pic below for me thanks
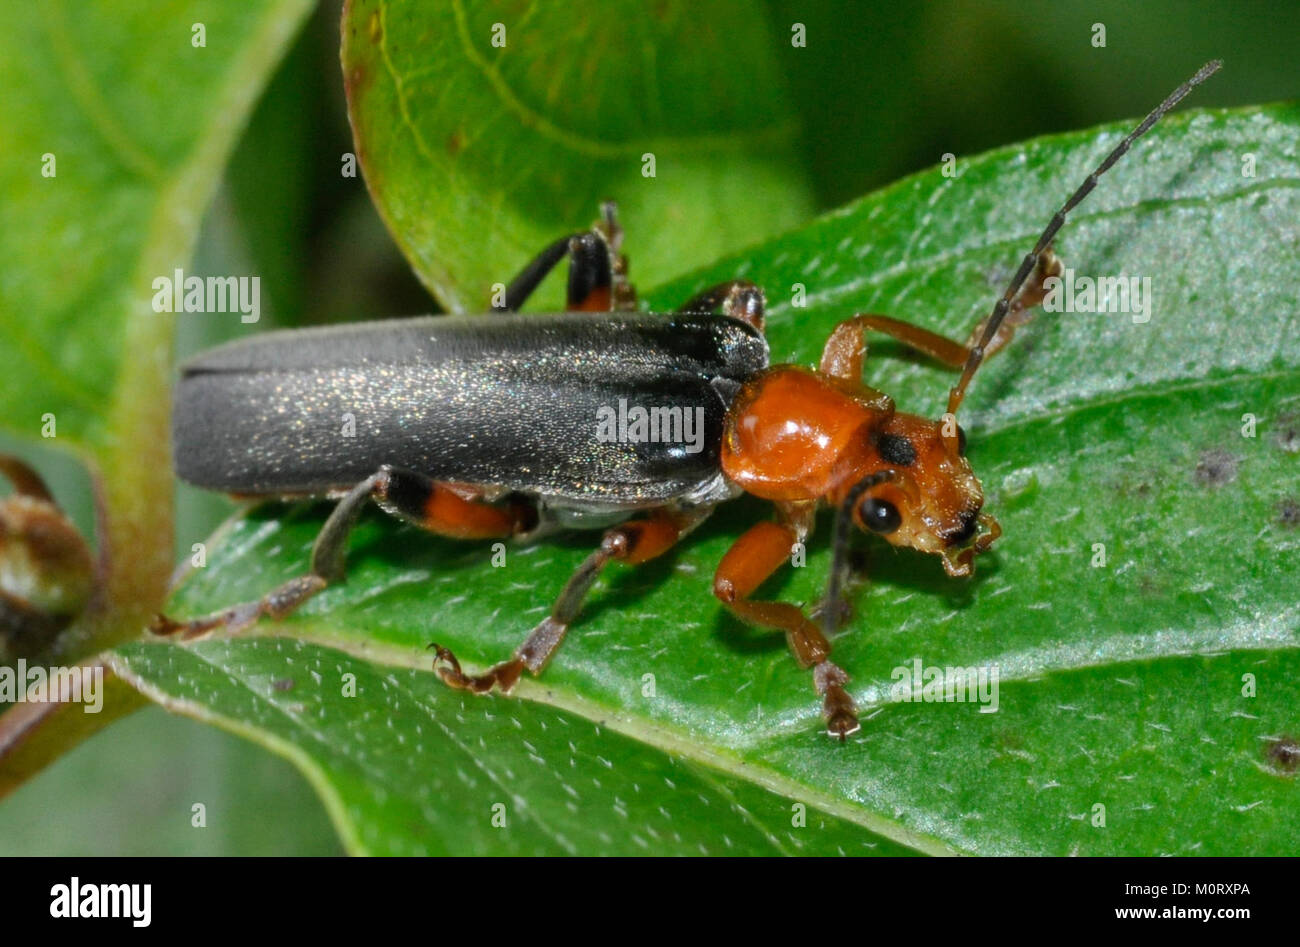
[173,313,768,503]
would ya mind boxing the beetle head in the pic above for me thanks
[840,413,999,577]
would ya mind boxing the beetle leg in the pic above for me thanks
[150,467,534,639]
[675,280,765,333]
[495,233,573,312]
[711,506,859,740]
[495,231,611,312]
[431,504,711,694]
[494,202,636,313]
[819,247,1062,381]
[563,230,616,312]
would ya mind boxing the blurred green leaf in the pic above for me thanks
[0,0,315,667]
[341,0,815,314]
[140,104,1300,854]
[0,701,343,856]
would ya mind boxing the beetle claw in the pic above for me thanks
[826,708,861,741]
[149,613,179,636]
[430,643,523,694]
[149,611,223,640]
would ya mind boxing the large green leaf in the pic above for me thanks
[110,639,923,855]
[340,0,814,313]
[128,104,1300,854]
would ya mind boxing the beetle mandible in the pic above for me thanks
[154,62,1220,738]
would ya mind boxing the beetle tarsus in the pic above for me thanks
[149,574,327,641]
[150,610,237,640]
[428,614,568,695]
[676,280,766,333]
[815,660,860,740]
[265,575,329,619]
[961,245,1064,362]
[429,643,524,694]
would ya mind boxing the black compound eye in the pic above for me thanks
[876,432,916,467]
[957,425,968,457]
[858,496,902,535]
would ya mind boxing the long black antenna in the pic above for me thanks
[946,59,1222,418]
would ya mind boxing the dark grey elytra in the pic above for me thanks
[173,311,769,505]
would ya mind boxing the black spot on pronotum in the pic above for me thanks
[1277,498,1300,529]
[272,678,295,692]
[1265,736,1300,774]
[876,432,916,467]
[1193,449,1238,487]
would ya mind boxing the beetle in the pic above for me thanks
[154,62,1220,738]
